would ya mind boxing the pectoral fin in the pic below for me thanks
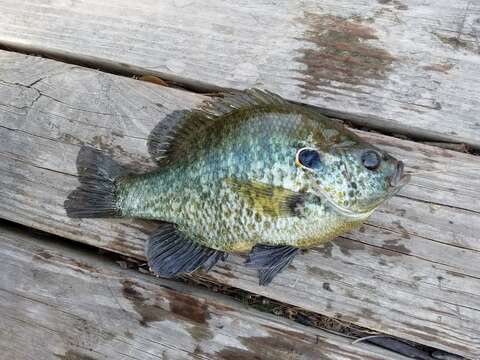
[226,178,306,218]
[245,244,300,286]
[146,223,227,278]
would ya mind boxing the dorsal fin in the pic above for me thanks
[147,88,290,165]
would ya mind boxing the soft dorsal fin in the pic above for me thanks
[226,178,307,218]
[147,88,289,165]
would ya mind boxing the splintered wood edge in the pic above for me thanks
[0,50,479,357]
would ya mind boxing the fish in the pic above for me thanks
[65,89,409,286]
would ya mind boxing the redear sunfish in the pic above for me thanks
[65,89,409,285]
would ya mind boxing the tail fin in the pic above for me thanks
[64,146,125,218]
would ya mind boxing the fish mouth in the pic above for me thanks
[389,161,410,192]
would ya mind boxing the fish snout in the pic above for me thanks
[389,161,410,188]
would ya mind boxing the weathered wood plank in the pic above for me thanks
[0,0,479,146]
[0,224,413,360]
[0,51,479,357]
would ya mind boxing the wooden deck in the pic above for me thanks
[2,223,413,359]
[0,1,479,359]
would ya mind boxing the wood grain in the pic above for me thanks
[0,0,479,146]
[0,224,414,360]
[1,50,479,357]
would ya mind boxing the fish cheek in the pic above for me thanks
[349,171,386,211]
[321,165,345,198]
[322,164,364,210]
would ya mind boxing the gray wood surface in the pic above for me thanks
[1,50,479,357]
[0,224,413,360]
[0,0,479,146]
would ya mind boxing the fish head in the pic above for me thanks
[295,127,410,217]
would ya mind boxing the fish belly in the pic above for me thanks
[177,196,366,252]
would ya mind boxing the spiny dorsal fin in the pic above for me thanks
[147,88,290,165]
[202,88,287,116]
[226,178,307,218]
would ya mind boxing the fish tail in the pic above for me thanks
[64,146,125,218]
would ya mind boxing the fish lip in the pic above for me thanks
[389,161,410,194]
[389,161,403,187]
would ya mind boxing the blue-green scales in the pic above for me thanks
[65,89,409,285]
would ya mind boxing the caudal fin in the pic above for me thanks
[64,146,125,218]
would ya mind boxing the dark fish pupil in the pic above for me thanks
[299,149,321,169]
[362,150,381,170]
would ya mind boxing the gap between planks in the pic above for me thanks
[0,50,479,358]
[0,40,476,154]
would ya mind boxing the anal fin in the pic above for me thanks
[146,223,226,278]
[245,244,300,286]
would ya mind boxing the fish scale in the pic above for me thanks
[65,88,409,285]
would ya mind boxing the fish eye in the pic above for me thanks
[361,150,381,170]
[296,148,321,170]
